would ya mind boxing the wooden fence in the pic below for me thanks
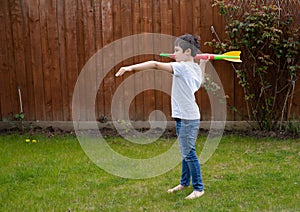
[0,0,299,122]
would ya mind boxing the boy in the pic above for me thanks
[115,34,209,200]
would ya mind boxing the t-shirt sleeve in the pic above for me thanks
[171,62,184,77]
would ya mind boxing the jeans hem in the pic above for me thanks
[193,189,204,192]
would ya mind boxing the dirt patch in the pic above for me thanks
[0,126,299,140]
[224,129,300,140]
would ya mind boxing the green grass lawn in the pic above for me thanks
[0,133,299,211]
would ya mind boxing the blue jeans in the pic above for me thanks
[175,118,204,191]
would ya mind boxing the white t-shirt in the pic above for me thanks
[171,61,202,120]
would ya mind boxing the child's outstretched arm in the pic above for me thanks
[115,61,173,77]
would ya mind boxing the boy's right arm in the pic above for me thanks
[199,59,210,85]
[115,61,173,77]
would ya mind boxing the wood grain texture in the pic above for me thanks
[0,0,298,122]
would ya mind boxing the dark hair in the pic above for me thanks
[174,34,201,56]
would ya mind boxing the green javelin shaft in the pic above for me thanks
[159,53,174,58]
[210,54,240,60]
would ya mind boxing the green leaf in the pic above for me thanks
[20,113,25,120]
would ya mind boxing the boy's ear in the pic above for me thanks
[184,48,192,56]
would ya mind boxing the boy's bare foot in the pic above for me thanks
[185,190,204,199]
[167,184,188,193]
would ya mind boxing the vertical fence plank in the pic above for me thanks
[39,0,52,120]
[135,0,148,121]
[82,0,97,121]
[132,0,144,121]
[0,2,4,120]
[65,0,79,121]
[180,0,193,34]
[47,0,63,121]
[159,0,172,121]
[75,0,87,121]
[172,0,180,36]
[141,0,155,121]
[57,0,68,121]
[120,0,134,121]
[0,0,12,120]
[102,0,114,120]
[94,0,103,120]
[94,0,105,121]
[193,0,201,36]
[111,0,123,121]
[9,0,28,119]
[22,1,36,121]
[27,0,46,121]
[153,0,163,121]
[8,0,20,119]
[179,0,187,33]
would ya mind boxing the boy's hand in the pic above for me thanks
[199,55,211,63]
[115,66,132,77]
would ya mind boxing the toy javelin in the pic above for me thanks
[160,51,242,62]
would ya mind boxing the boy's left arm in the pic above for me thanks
[115,61,173,77]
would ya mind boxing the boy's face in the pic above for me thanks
[174,46,191,62]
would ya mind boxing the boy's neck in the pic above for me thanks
[183,56,194,62]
